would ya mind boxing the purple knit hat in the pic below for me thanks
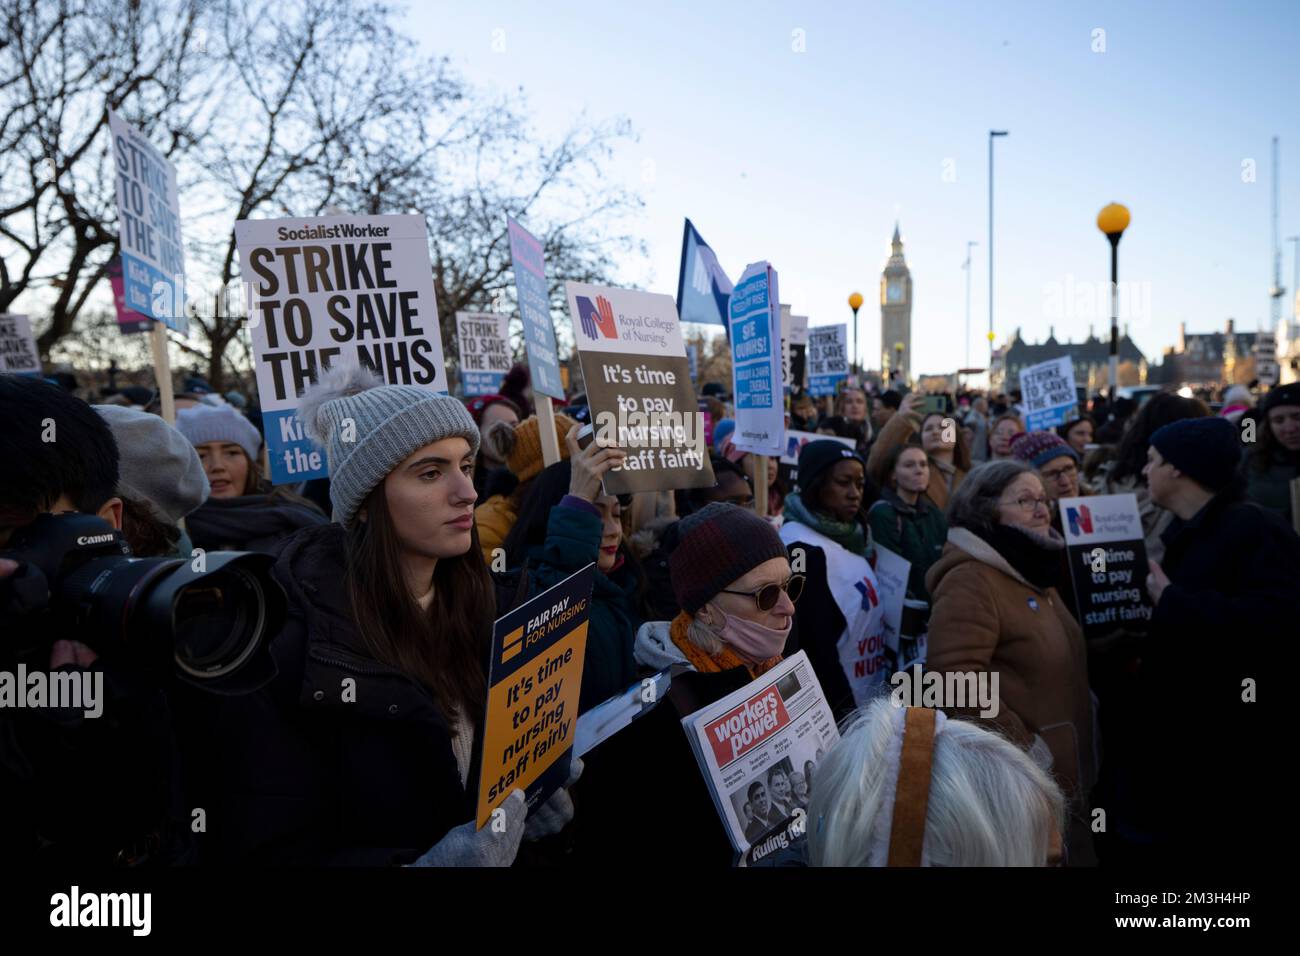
[670,502,788,615]
[1010,430,1078,469]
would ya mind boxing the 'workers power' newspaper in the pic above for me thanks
[680,651,840,865]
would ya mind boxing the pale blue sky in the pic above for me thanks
[409,0,1300,375]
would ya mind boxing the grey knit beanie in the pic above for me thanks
[297,364,481,526]
[175,402,264,462]
[94,405,210,524]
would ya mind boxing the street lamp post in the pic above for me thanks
[988,130,1008,363]
[1096,202,1131,400]
[964,240,978,369]
[894,342,905,388]
[848,291,864,378]
[1288,236,1300,321]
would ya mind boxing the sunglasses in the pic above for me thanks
[719,574,805,611]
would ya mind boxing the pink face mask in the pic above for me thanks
[706,603,790,664]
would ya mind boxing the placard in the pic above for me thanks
[236,213,448,483]
[1020,355,1077,432]
[728,262,784,456]
[108,110,186,332]
[0,314,41,374]
[456,311,511,396]
[566,281,714,493]
[1058,493,1153,638]
[808,324,848,397]
[477,564,594,828]
[508,216,564,399]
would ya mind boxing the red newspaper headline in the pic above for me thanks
[706,687,790,768]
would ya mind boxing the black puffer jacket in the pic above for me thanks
[193,523,482,865]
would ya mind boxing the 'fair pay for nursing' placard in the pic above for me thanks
[237,214,449,483]
[477,564,594,829]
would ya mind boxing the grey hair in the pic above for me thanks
[687,611,725,655]
[944,459,1035,534]
[808,699,1066,867]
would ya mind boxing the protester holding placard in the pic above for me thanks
[866,443,947,604]
[499,429,643,713]
[572,502,801,867]
[781,441,887,717]
[175,403,328,554]
[197,366,536,865]
[867,392,971,511]
[924,460,1096,864]
[1094,392,1208,562]
[474,412,576,563]
[1097,417,1300,865]
[1243,382,1300,524]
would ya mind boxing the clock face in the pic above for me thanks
[886,279,903,303]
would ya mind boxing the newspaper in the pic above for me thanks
[680,651,840,865]
[573,668,672,758]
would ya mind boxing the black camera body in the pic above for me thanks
[2,513,283,691]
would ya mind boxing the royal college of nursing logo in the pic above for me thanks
[575,294,618,341]
[1066,504,1093,537]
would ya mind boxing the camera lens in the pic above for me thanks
[170,564,267,680]
[57,551,282,685]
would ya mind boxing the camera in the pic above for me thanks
[1,513,284,689]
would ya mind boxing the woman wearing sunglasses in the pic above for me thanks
[572,502,802,867]
[779,440,888,719]
[925,460,1097,865]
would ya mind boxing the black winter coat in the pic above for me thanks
[192,523,483,865]
[568,664,754,868]
[1096,494,1299,865]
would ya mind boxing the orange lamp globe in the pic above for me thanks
[1096,202,1131,237]
[848,292,864,312]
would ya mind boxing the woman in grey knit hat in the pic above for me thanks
[198,365,566,867]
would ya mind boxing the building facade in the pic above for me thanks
[991,326,1147,394]
[1153,320,1263,386]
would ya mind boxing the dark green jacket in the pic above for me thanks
[1242,447,1297,525]
[867,488,948,603]
[522,501,643,713]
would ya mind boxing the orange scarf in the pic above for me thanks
[669,611,783,679]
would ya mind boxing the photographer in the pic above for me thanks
[0,375,187,865]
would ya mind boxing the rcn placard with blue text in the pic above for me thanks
[507,216,564,399]
[236,213,450,483]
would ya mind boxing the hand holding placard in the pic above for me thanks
[566,426,627,501]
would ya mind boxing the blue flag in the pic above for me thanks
[676,219,733,327]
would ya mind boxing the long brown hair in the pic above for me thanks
[921,412,973,471]
[344,483,492,728]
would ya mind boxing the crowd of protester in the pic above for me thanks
[2,362,1296,868]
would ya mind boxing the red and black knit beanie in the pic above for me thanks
[669,502,788,615]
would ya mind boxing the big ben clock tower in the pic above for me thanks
[880,222,913,383]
